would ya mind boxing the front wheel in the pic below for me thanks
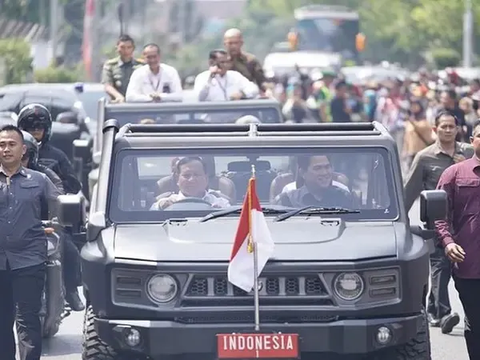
[82,306,147,360]
[376,310,431,359]
[82,306,118,360]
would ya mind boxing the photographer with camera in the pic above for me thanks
[194,49,259,102]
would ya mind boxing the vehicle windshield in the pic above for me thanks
[296,17,359,61]
[109,147,398,222]
[104,107,281,125]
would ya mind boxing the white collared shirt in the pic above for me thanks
[151,189,231,210]
[194,70,259,101]
[126,63,183,102]
[282,181,350,193]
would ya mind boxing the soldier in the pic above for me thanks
[223,28,267,96]
[102,34,144,103]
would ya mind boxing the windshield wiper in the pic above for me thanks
[274,206,360,222]
[199,206,290,223]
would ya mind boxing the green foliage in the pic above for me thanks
[34,65,82,83]
[0,0,77,23]
[429,48,461,69]
[0,38,33,84]
[243,0,480,67]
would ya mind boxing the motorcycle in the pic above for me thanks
[40,220,71,338]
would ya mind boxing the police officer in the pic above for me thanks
[17,104,81,195]
[17,104,85,311]
[102,34,144,102]
[0,124,61,360]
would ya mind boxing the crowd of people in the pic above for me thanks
[274,67,480,166]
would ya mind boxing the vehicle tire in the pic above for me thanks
[377,310,431,360]
[82,305,118,360]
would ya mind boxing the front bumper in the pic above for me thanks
[95,313,423,356]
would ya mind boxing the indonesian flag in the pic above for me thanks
[228,177,275,292]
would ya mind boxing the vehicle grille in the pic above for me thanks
[176,313,338,324]
[186,275,329,297]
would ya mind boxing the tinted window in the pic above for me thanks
[0,93,22,111]
[19,92,78,121]
[109,147,398,222]
[296,18,359,61]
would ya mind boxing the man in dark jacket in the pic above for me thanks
[17,104,84,311]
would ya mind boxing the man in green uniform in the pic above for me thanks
[102,34,144,103]
[223,28,267,96]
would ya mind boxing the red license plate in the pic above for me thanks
[217,333,299,359]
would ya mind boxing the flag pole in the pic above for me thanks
[248,164,261,331]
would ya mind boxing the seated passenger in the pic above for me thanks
[274,155,354,208]
[281,177,350,193]
[151,156,230,210]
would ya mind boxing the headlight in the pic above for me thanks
[146,274,178,303]
[333,272,364,301]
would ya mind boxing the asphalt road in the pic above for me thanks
[35,199,468,360]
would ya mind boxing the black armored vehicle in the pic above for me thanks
[0,83,91,161]
[58,121,447,360]
[73,98,283,201]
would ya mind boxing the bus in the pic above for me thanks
[291,5,361,65]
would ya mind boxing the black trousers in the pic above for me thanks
[427,245,452,319]
[0,263,46,360]
[62,231,82,292]
[454,276,480,359]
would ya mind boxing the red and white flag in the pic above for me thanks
[228,177,275,292]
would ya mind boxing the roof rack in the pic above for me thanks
[102,98,281,113]
[108,121,389,137]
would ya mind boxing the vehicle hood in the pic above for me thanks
[113,219,397,262]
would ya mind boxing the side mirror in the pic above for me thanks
[57,194,86,233]
[73,139,91,161]
[355,33,366,52]
[420,190,447,227]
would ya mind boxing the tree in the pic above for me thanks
[34,65,83,83]
[0,38,33,84]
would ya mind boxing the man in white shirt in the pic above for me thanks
[126,43,182,103]
[194,49,259,102]
[151,157,230,210]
